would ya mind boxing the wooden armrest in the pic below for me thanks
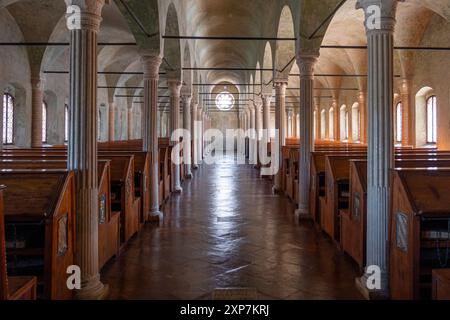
[8,276,37,300]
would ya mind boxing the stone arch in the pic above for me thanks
[275,5,295,78]
[262,42,274,88]
[163,3,182,80]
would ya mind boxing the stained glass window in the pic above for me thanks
[3,93,14,144]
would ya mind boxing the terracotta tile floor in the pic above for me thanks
[101,156,363,300]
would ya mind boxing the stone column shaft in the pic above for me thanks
[273,81,287,193]
[400,79,411,146]
[142,55,163,220]
[65,0,107,300]
[250,106,257,164]
[255,100,263,167]
[108,102,115,141]
[296,55,318,219]
[127,108,133,140]
[31,77,44,147]
[182,95,193,178]
[262,95,271,132]
[168,80,182,192]
[192,102,198,169]
[357,0,401,296]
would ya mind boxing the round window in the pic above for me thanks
[215,91,235,111]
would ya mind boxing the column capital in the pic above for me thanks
[181,95,192,104]
[31,76,45,90]
[65,0,105,32]
[167,79,182,97]
[400,78,411,94]
[261,94,273,104]
[356,0,403,34]
[253,101,263,112]
[274,80,287,96]
[296,54,319,78]
[141,54,162,80]
[273,78,288,87]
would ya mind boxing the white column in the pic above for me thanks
[31,76,44,147]
[254,98,263,168]
[295,54,318,219]
[262,94,271,134]
[65,0,107,299]
[249,105,257,165]
[192,101,199,169]
[357,0,400,297]
[168,79,182,192]
[182,95,193,178]
[142,54,163,221]
[273,80,287,193]
[197,107,203,162]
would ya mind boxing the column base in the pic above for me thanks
[76,276,109,300]
[272,186,282,194]
[355,273,389,300]
[193,165,199,170]
[295,207,311,221]
[173,186,183,193]
[147,210,164,223]
[186,172,193,179]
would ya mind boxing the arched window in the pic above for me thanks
[64,104,69,142]
[340,105,348,141]
[329,108,334,140]
[42,102,48,143]
[426,96,437,144]
[320,110,326,140]
[352,103,361,142]
[395,102,403,143]
[3,93,14,145]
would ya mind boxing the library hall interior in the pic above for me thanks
[1,0,450,301]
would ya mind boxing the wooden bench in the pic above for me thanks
[310,151,367,224]
[0,159,120,269]
[99,151,149,226]
[433,269,450,300]
[1,185,37,300]
[389,168,450,300]
[98,155,140,244]
[342,158,450,272]
[322,155,366,243]
[0,170,75,299]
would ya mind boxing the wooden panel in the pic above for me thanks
[0,171,75,300]
[433,269,450,300]
[390,169,450,300]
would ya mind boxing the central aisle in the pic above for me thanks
[102,156,362,300]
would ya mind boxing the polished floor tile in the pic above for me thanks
[101,156,363,300]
